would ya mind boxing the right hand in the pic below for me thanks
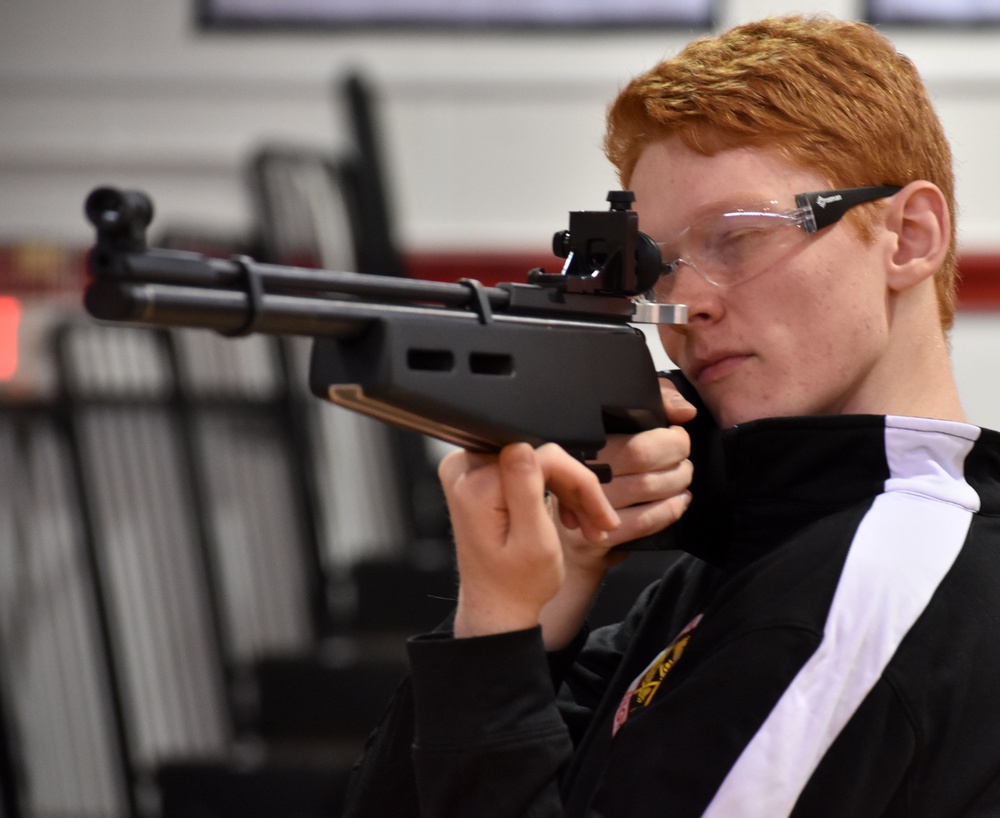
[440,378,697,643]
[538,379,696,647]
[552,379,698,571]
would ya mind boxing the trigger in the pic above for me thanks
[588,463,613,483]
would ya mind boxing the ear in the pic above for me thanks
[882,180,951,293]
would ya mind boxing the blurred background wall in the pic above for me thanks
[3,0,1000,425]
[0,3,998,816]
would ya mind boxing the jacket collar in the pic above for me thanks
[659,373,997,566]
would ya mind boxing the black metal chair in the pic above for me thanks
[0,401,109,818]
[50,320,355,818]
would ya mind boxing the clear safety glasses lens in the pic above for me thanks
[649,185,902,302]
[651,209,807,301]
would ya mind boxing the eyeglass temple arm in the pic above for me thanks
[795,185,903,233]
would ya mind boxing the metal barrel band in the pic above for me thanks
[222,255,266,336]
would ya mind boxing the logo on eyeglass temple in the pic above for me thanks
[815,194,844,209]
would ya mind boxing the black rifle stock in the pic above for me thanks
[83,187,687,483]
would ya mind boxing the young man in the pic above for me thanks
[344,15,1000,817]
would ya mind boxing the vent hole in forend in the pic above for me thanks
[408,349,455,372]
[470,352,514,376]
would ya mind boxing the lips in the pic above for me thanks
[690,352,753,385]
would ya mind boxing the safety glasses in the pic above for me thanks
[650,185,901,300]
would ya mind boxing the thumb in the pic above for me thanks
[661,379,698,425]
[498,443,553,544]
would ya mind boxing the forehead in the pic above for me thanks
[629,137,827,236]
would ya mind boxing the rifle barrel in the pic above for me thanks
[114,249,513,308]
[83,278,635,340]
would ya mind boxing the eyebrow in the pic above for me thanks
[654,195,786,241]
[697,195,784,215]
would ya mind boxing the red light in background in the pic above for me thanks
[0,296,21,381]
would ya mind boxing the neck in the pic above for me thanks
[885,337,966,422]
[850,288,967,422]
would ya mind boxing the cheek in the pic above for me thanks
[658,327,682,364]
[767,284,888,401]
[768,289,856,370]
[777,245,885,348]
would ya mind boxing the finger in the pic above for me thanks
[598,425,691,479]
[437,447,496,490]
[437,450,510,559]
[660,379,698,425]
[613,489,692,543]
[557,503,581,531]
[535,444,620,541]
[603,457,694,510]
[497,443,555,548]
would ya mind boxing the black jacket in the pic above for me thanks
[345,414,1000,817]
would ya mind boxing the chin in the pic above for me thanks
[712,398,800,429]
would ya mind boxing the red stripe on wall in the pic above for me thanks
[406,251,1000,309]
[954,253,1000,309]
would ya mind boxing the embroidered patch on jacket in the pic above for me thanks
[612,614,703,737]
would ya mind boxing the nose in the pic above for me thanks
[659,259,724,326]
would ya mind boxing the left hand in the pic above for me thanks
[441,441,619,639]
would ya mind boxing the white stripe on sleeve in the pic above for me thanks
[702,419,978,817]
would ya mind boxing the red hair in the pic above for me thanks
[605,15,958,328]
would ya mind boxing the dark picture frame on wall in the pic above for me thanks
[197,0,714,31]
[867,0,1000,24]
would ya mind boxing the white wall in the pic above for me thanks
[3,0,1000,250]
[1,0,999,423]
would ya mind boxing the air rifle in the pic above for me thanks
[83,187,687,482]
